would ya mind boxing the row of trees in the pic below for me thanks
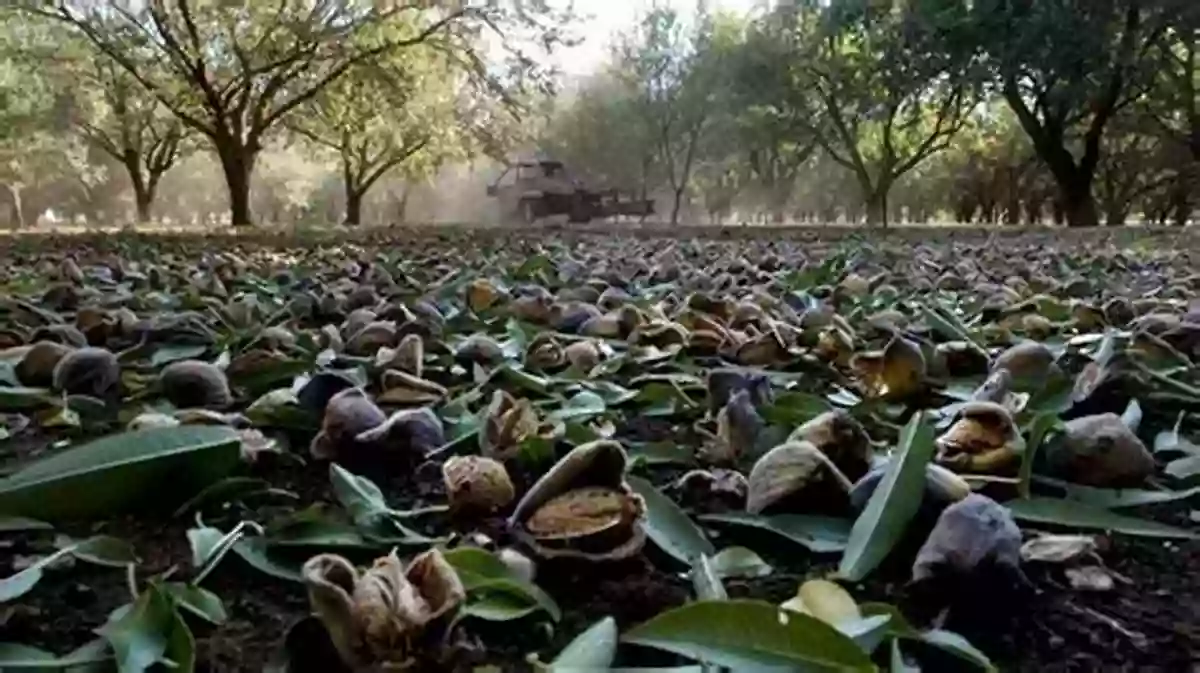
[0,1,564,227]
[543,0,1199,227]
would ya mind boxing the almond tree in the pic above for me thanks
[0,13,101,227]
[66,53,191,222]
[973,0,1176,227]
[288,47,465,226]
[614,7,724,226]
[25,0,564,226]
[786,0,978,227]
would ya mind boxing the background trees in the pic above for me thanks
[1,0,1197,228]
[7,0,561,226]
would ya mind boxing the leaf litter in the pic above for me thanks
[0,228,1197,671]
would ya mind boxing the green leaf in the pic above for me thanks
[1120,399,1142,433]
[581,380,639,405]
[0,640,111,670]
[622,599,875,671]
[0,643,57,669]
[1006,498,1199,539]
[625,440,695,465]
[1025,372,1074,415]
[634,382,698,417]
[161,582,227,625]
[98,587,175,673]
[0,550,66,603]
[627,476,714,565]
[918,630,995,672]
[64,535,137,568]
[231,358,315,398]
[0,516,52,533]
[839,413,936,581]
[327,464,432,543]
[328,463,390,526]
[443,547,561,622]
[690,554,727,601]
[699,513,852,553]
[1166,455,1200,484]
[231,538,304,583]
[837,615,893,654]
[189,521,262,584]
[265,509,374,551]
[0,387,56,412]
[861,604,994,672]
[548,391,607,422]
[706,547,772,579]
[760,391,831,426]
[187,527,225,570]
[462,593,541,622]
[1018,413,1062,499]
[150,345,208,368]
[495,364,552,395]
[1031,476,1200,509]
[549,616,619,670]
[0,426,243,522]
[1,534,132,603]
[1153,422,1200,456]
[919,303,982,350]
[163,599,196,673]
[245,389,316,432]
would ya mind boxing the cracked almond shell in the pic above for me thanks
[707,389,762,464]
[935,401,1023,475]
[788,410,872,482]
[850,335,926,400]
[564,339,603,372]
[442,455,515,514]
[303,548,465,669]
[509,440,646,561]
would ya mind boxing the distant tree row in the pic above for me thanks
[0,0,560,227]
[541,0,1199,227]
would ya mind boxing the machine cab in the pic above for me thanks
[487,160,570,196]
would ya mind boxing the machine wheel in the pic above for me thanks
[567,195,592,223]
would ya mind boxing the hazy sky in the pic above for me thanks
[552,0,760,76]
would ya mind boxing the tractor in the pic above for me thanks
[486,158,654,224]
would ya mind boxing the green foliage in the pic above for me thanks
[0,425,243,522]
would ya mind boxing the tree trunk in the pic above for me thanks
[215,141,256,227]
[345,189,364,227]
[3,184,24,229]
[130,178,155,223]
[1060,181,1099,227]
[122,154,153,223]
[669,186,685,226]
[1103,202,1129,227]
[865,186,889,228]
[395,182,411,224]
[1171,169,1192,226]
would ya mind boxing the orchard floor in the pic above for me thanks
[1,224,1198,672]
